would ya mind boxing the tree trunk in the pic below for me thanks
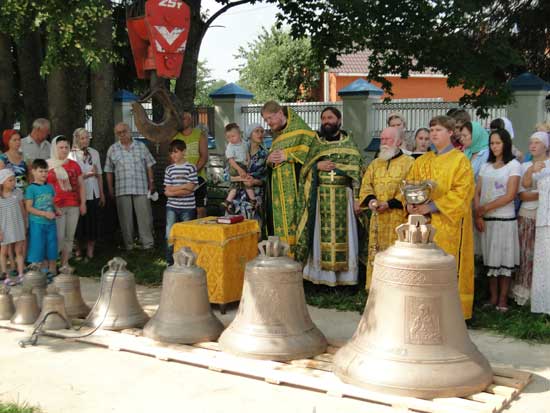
[16,32,48,134]
[0,33,16,133]
[91,0,115,160]
[175,1,205,110]
[47,65,88,139]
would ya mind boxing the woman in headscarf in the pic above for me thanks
[513,131,550,306]
[233,123,268,228]
[69,128,104,262]
[47,135,86,267]
[460,121,489,180]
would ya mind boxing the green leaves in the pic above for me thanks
[0,0,117,74]
[235,25,322,102]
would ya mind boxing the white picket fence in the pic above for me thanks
[240,99,509,139]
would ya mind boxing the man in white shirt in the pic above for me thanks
[21,118,51,162]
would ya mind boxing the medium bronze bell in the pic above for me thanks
[333,215,493,399]
[11,287,40,325]
[85,257,149,331]
[0,286,15,320]
[219,236,327,361]
[22,265,47,309]
[34,286,72,330]
[54,266,90,319]
[143,248,224,344]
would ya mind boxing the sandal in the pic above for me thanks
[3,277,17,287]
[496,306,509,313]
[481,302,495,310]
[0,272,6,281]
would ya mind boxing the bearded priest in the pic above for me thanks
[359,127,415,289]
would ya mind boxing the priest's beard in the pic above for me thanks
[319,122,341,140]
[378,145,399,161]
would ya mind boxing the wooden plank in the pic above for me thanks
[0,322,532,413]
[433,397,495,413]
[485,384,518,398]
[492,376,525,390]
[492,367,532,384]
[466,392,507,410]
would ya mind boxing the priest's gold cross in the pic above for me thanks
[328,170,336,182]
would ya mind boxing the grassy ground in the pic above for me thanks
[0,403,40,413]
[72,243,550,344]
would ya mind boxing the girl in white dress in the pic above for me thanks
[475,129,521,312]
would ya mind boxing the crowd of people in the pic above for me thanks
[1,105,549,320]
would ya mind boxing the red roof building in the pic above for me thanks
[318,50,467,102]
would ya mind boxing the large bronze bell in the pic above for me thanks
[334,215,493,399]
[219,236,327,361]
[0,286,15,320]
[85,257,149,330]
[22,265,47,308]
[11,287,40,325]
[54,266,90,318]
[143,248,224,344]
[34,286,72,330]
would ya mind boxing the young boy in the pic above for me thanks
[222,123,255,213]
[164,140,198,265]
[25,159,60,276]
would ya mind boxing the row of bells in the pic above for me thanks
[0,217,493,399]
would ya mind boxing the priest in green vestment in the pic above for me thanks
[295,107,363,286]
[262,101,316,253]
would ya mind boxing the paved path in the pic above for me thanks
[0,278,548,413]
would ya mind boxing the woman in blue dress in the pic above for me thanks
[233,124,268,229]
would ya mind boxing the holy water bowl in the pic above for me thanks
[400,180,433,205]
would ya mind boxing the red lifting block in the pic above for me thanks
[127,0,191,79]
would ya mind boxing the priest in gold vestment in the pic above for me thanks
[359,127,415,289]
[262,101,315,252]
[407,115,475,319]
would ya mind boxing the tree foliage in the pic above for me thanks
[194,60,227,106]
[273,0,550,111]
[236,25,322,102]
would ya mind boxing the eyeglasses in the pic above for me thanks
[115,129,129,135]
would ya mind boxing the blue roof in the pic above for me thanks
[114,89,139,102]
[338,78,384,97]
[508,73,550,91]
[209,83,254,99]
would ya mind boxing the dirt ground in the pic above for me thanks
[0,277,548,413]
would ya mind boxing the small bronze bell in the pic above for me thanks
[22,265,47,309]
[34,285,72,330]
[0,286,15,320]
[54,266,90,318]
[11,287,40,325]
[333,215,493,399]
[85,257,149,331]
[143,248,224,344]
[219,236,327,361]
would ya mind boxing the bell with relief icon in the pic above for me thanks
[11,287,40,325]
[143,247,224,344]
[333,215,493,399]
[22,265,47,308]
[34,285,72,330]
[54,266,90,319]
[0,286,15,320]
[219,236,327,361]
[85,257,149,330]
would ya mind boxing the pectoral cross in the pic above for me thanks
[328,170,336,182]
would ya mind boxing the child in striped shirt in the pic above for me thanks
[164,140,198,265]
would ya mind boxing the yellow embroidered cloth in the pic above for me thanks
[169,217,260,304]
[407,149,475,319]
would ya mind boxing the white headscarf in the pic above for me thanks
[500,117,515,140]
[0,168,14,185]
[530,131,549,148]
[245,123,263,139]
[48,135,72,191]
